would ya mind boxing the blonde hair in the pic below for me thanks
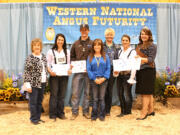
[31,38,43,52]
[104,28,115,37]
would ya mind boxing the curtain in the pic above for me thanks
[0,3,180,105]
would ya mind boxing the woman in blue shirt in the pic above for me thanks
[87,39,111,121]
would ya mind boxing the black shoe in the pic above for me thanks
[58,115,67,120]
[91,117,97,121]
[99,117,105,121]
[147,112,155,116]
[31,121,40,125]
[136,114,148,120]
[39,119,45,123]
[124,112,132,115]
[117,114,124,117]
[50,117,56,122]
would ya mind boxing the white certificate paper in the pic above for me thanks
[71,60,86,73]
[52,64,70,76]
[113,58,141,71]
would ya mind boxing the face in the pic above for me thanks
[32,42,41,54]
[56,36,64,48]
[105,32,114,43]
[121,37,130,49]
[94,41,102,53]
[80,28,89,39]
[141,31,149,42]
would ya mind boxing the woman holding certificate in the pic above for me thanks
[24,38,48,125]
[47,33,71,121]
[87,39,111,121]
[135,27,157,120]
[114,34,137,118]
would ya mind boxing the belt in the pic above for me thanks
[119,71,131,75]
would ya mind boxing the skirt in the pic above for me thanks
[135,68,156,95]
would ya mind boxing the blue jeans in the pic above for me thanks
[117,74,133,114]
[29,83,45,123]
[91,80,108,119]
[71,73,90,115]
[49,76,68,118]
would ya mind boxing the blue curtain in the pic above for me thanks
[0,3,180,106]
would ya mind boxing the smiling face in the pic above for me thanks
[105,32,114,43]
[56,35,64,49]
[31,38,42,55]
[94,40,102,53]
[121,35,131,50]
[32,42,41,55]
[140,31,149,42]
[80,28,89,40]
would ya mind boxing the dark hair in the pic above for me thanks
[121,34,131,42]
[52,33,67,62]
[138,27,153,49]
[89,39,106,63]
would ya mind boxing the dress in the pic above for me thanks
[135,43,157,95]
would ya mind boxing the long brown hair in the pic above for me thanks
[138,27,153,49]
[89,39,106,63]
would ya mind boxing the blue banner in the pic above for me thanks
[43,3,157,44]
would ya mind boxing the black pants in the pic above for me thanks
[117,74,132,114]
[105,70,116,114]
[49,76,68,118]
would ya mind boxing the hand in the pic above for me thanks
[113,71,119,77]
[135,55,140,59]
[68,69,72,75]
[27,88,32,93]
[95,78,101,84]
[50,72,56,76]
[99,77,106,84]
[70,65,73,69]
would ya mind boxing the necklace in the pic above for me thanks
[95,56,101,67]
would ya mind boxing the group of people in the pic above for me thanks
[23,24,157,125]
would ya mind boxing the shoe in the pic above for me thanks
[147,112,155,116]
[116,114,124,117]
[106,113,110,116]
[99,117,105,121]
[70,114,78,120]
[50,117,56,122]
[91,117,97,121]
[83,113,91,119]
[136,114,148,120]
[58,115,67,120]
[39,119,45,123]
[31,121,40,125]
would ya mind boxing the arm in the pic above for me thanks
[147,45,157,64]
[23,56,32,93]
[103,55,111,79]
[70,43,76,61]
[86,57,96,80]
[46,50,56,76]
[67,50,72,75]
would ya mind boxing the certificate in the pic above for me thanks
[113,58,141,71]
[52,64,70,76]
[71,60,86,73]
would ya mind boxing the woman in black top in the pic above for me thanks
[135,27,157,120]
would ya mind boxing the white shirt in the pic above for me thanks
[118,46,136,60]
[33,54,46,83]
[47,49,70,68]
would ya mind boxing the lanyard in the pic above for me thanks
[95,56,101,67]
